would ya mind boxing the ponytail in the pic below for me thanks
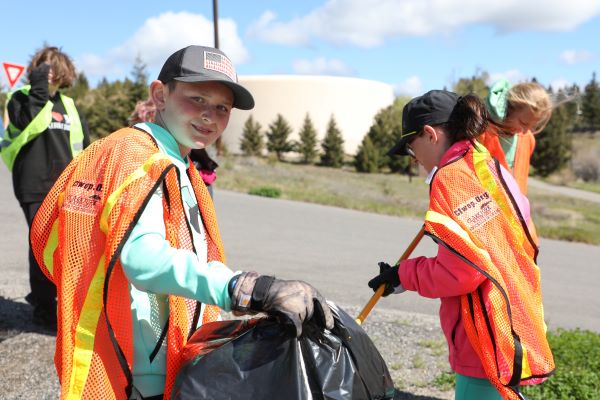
[446,94,490,144]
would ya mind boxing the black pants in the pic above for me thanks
[21,201,56,307]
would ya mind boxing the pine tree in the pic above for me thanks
[453,70,490,98]
[64,72,90,101]
[354,97,410,173]
[320,115,345,168]
[297,113,319,164]
[130,55,149,104]
[266,114,294,161]
[240,115,264,156]
[581,72,600,131]
[354,136,379,172]
[531,90,572,177]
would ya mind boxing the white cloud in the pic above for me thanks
[292,57,354,75]
[77,12,248,82]
[248,0,600,47]
[550,78,571,91]
[394,76,422,96]
[76,53,124,78]
[560,49,593,65]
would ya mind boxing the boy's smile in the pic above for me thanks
[152,80,234,155]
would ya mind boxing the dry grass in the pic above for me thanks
[218,156,600,245]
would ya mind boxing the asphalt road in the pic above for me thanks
[1,167,599,333]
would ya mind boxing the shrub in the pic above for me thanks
[573,152,600,182]
[248,186,281,198]
[522,329,600,400]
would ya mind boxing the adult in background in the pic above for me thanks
[1,46,90,329]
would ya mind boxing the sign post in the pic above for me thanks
[2,62,26,88]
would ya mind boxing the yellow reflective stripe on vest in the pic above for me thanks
[472,145,525,244]
[100,153,172,234]
[42,219,60,278]
[66,255,105,399]
[425,210,493,264]
[60,94,84,157]
[1,87,84,170]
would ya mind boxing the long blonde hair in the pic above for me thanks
[506,82,552,134]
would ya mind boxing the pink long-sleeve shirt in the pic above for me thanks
[399,140,531,379]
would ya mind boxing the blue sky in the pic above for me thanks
[2,0,599,96]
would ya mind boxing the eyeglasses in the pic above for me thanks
[405,130,423,159]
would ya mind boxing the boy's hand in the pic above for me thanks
[230,271,334,337]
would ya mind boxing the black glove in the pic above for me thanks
[29,63,51,85]
[230,271,334,337]
[367,262,401,297]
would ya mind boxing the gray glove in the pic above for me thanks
[230,271,334,337]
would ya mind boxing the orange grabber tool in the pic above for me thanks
[355,226,425,325]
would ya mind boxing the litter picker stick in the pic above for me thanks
[355,226,426,325]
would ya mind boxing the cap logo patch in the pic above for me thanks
[204,51,237,82]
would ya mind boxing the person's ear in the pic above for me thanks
[423,125,439,144]
[150,80,167,111]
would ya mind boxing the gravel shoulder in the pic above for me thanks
[1,297,452,400]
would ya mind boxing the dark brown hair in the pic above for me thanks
[27,46,76,89]
[445,94,491,144]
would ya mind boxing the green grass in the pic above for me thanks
[431,330,600,399]
[522,329,600,400]
[218,156,600,245]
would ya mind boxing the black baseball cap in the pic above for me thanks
[388,90,459,156]
[158,45,255,110]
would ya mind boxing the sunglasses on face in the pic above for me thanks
[405,130,423,158]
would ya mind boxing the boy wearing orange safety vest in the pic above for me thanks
[368,90,554,399]
[30,45,333,400]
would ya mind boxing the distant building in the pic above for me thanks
[222,75,395,155]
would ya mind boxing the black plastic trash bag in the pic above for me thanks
[172,303,395,400]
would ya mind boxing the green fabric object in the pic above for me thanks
[1,85,84,170]
[500,134,519,170]
[455,373,502,400]
[486,79,511,121]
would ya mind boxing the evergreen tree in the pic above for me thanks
[531,90,572,177]
[320,115,345,168]
[354,136,379,172]
[130,55,149,104]
[355,96,411,173]
[581,72,600,130]
[453,70,490,98]
[64,72,90,101]
[239,115,264,156]
[82,78,135,140]
[297,113,319,164]
[266,114,294,161]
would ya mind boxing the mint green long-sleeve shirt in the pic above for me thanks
[120,123,234,397]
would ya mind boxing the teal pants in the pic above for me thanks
[455,373,502,400]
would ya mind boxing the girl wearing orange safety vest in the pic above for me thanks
[479,80,553,195]
[368,90,554,400]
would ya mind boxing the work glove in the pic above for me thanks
[367,262,405,297]
[230,271,334,337]
[29,64,51,85]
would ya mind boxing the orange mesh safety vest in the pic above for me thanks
[30,127,224,399]
[478,129,536,195]
[424,144,554,399]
